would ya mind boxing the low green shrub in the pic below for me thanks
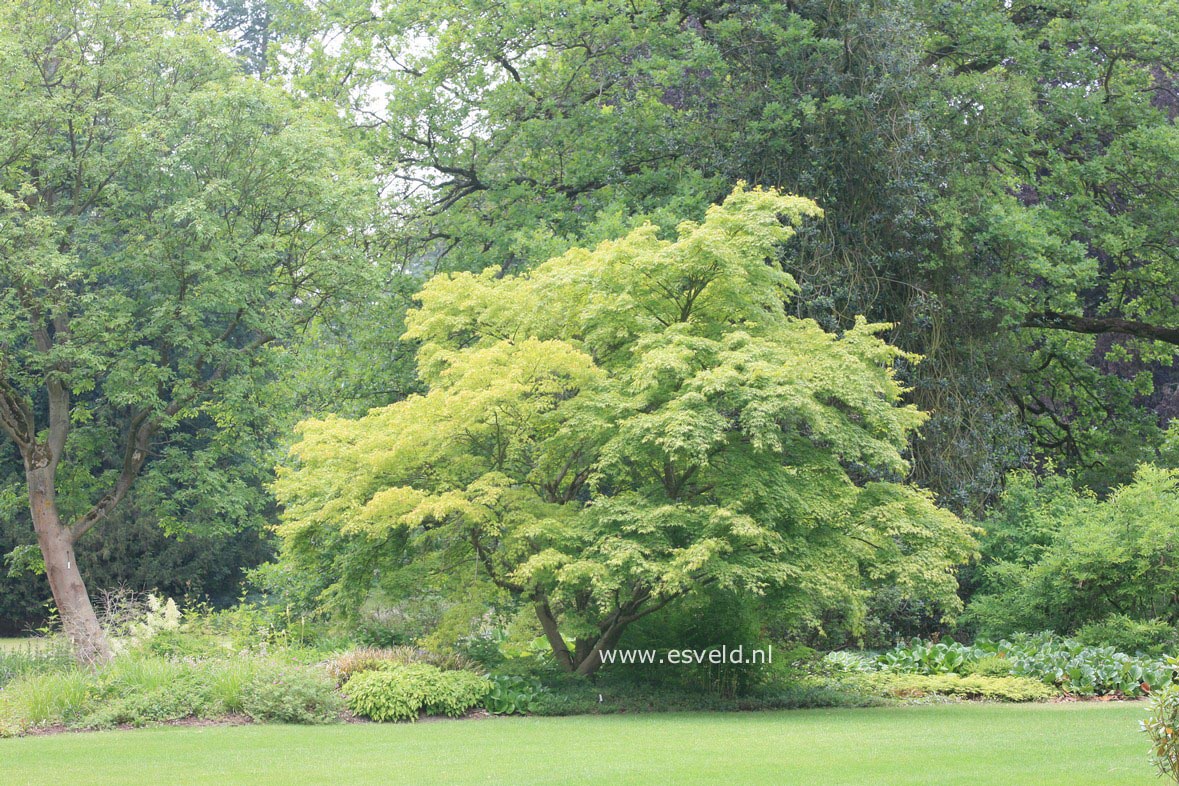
[865,673,1054,702]
[1077,615,1177,656]
[79,679,211,729]
[240,666,342,724]
[996,633,1169,696]
[484,674,545,715]
[1143,683,1179,783]
[526,672,882,716]
[876,633,1173,697]
[344,664,490,722]
[964,655,1013,677]
[876,639,984,675]
[326,646,474,686]
[137,629,229,660]
[71,657,213,729]
[817,651,878,676]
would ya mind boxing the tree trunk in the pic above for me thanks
[573,623,626,677]
[534,598,629,677]
[535,600,575,672]
[27,464,111,667]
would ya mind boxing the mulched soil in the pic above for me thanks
[1052,692,1146,703]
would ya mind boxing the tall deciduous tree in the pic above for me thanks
[292,0,1179,509]
[0,0,372,663]
[274,187,976,676]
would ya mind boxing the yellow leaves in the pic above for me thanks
[353,486,429,534]
[274,183,973,634]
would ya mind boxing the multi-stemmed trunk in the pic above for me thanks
[534,591,680,677]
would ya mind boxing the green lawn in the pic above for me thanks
[0,637,45,652]
[0,703,1155,785]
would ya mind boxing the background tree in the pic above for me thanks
[966,464,1179,641]
[921,0,1179,491]
[0,0,373,663]
[288,0,1179,516]
[274,187,976,675]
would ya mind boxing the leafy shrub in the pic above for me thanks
[240,666,342,724]
[1143,683,1179,783]
[344,664,490,722]
[964,655,1013,678]
[352,596,450,649]
[1077,615,1177,656]
[967,466,1179,638]
[484,675,545,715]
[527,673,882,716]
[876,633,1172,697]
[817,651,878,676]
[865,673,1054,702]
[326,646,475,686]
[79,679,210,729]
[138,629,229,659]
[616,589,773,697]
[876,639,985,675]
[997,633,1169,697]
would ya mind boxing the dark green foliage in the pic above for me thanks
[615,590,771,697]
[1076,616,1179,657]
[967,466,1179,638]
[527,673,881,716]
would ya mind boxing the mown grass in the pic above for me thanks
[0,703,1153,785]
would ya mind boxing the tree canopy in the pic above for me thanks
[274,186,976,675]
[0,0,373,662]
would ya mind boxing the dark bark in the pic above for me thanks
[535,600,575,672]
[572,622,627,677]
[1023,310,1179,346]
[533,586,691,677]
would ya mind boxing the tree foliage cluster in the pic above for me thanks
[0,0,1176,669]
[274,187,975,673]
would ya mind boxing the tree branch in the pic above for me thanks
[1023,310,1179,346]
[68,409,154,543]
[0,377,35,451]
